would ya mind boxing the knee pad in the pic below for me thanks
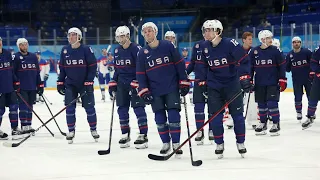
[167,109,180,123]
[155,109,167,124]
[133,107,147,117]
[66,105,76,116]
[118,106,129,119]
[85,107,96,116]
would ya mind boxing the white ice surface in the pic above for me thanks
[0,91,319,180]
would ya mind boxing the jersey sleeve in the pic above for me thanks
[311,47,320,73]
[170,44,188,81]
[230,39,251,76]
[85,46,97,82]
[285,53,291,72]
[58,49,66,82]
[276,49,286,79]
[13,53,20,82]
[112,49,119,81]
[10,53,18,82]
[35,57,42,85]
[136,49,148,90]
[186,45,197,74]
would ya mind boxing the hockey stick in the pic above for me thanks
[3,93,85,147]
[42,94,53,105]
[97,93,116,155]
[148,89,243,161]
[16,92,55,137]
[244,92,251,120]
[41,95,67,136]
[182,96,202,166]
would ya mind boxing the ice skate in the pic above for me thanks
[11,127,23,140]
[0,130,8,140]
[21,125,35,136]
[91,130,100,142]
[297,112,302,121]
[255,122,267,135]
[236,143,247,158]
[269,123,280,136]
[215,143,224,159]
[302,115,315,130]
[66,131,75,144]
[119,132,130,148]
[172,143,183,158]
[195,130,204,145]
[134,134,148,149]
[160,142,171,155]
[208,130,214,143]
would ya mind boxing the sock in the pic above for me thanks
[118,106,130,134]
[155,110,170,143]
[210,113,224,144]
[167,109,181,143]
[231,113,245,143]
[9,104,18,129]
[194,103,205,130]
[66,104,76,132]
[85,107,97,131]
[133,107,148,134]
[257,103,268,123]
[267,101,280,123]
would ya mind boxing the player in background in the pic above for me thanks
[108,25,149,149]
[182,48,193,103]
[165,31,176,47]
[13,38,44,134]
[250,30,286,136]
[35,51,50,102]
[97,49,113,101]
[285,36,312,122]
[186,21,214,145]
[137,22,190,156]
[301,43,320,129]
[57,27,99,144]
[201,19,251,158]
[241,32,258,129]
[0,37,23,140]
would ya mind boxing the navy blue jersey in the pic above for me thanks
[202,38,250,89]
[186,40,207,81]
[0,49,16,93]
[58,44,97,88]
[13,52,41,91]
[310,46,320,73]
[250,45,286,86]
[113,42,141,84]
[136,40,188,96]
[286,48,312,84]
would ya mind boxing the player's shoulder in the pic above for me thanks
[159,40,174,48]
[130,42,142,51]
[222,37,240,47]
[301,47,312,53]
[81,44,94,53]
[137,46,149,57]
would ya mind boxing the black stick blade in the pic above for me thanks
[3,142,19,147]
[61,132,67,136]
[148,154,170,161]
[192,160,202,166]
[98,149,110,155]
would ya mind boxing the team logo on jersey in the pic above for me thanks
[254,50,258,55]
[63,49,67,54]
[20,56,23,59]
[195,44,199,48]
[0,62,10,69]
[144,49,149,54]
[115,49,118,53]
[204,48,208,53]
[290,54,293,58]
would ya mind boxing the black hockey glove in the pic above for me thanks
[198,81,208,98]
[309,72,315,83]
[44,74,49,81]
[57,81,65,95]
[179,80,191,97]
[13,81,20,92]
[240,75,253,93]
[130,80,139,95]
[37,82,44,96]
[84,81,94,93]
[108,80,117,97]
[138,88,153,105]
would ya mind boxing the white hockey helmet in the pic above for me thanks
[141,22,158,37]
[115,26,130,44]
[292,36,302,43]
[202,19,223,35]
[16,38,28,48]
[67,27,82,41]
[272,38,280,48]
[164,31,175,38]
[258,30,273,43]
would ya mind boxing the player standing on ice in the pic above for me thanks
[136,22,190,156]
[200,19,251,158]
[285,36,312,122]
[35,51,50,103]
[0,37,23,140]
[13,38,44,134]
[164,31,176,47]
[186,21,214,145]
[301,43,320,129]
[97,49,113,101]
[57,27,99,144]
[108,25,149,149]
[250,30,287,136]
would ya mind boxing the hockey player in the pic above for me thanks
[137,22,190,156]
[186,21,214,145]
[0,37,22,140]
[164,31,176,47]
[97,49,113,101]
[286,36,312,121]
[108,25,149,149]
[301,43,320,129]
[35,51,50,102]
[200,19,251,158]
[250,30,286,136]
[13,38,44,134]
[57,27,99,144]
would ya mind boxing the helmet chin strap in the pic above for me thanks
[146,34,156,45]
[211,31,221,46]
